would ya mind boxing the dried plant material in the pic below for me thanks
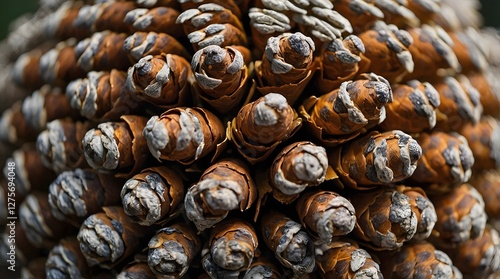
[357,21,414,83]
[349,188,418,250]
[44,1,91,40]
[300,73,392,146]
[177,3,244,35]
[121,166,184,226]
[77,206,152,269]
[148,224,201,278]
[470,170,500,221]
[379,80,440,133]
[48,168,126,227]
[442,225,500,278]
[261,211,315,277]
[315,239,383,279]
[242,256,282,279]
[458,116,500,171]
[396,186,437,240]
[3,143,57,198]
[0,101,39,145]
[117,260,156,279]
[449,30,488,74]
[228,93,302,164]
[36,118,90,173]
[381,241,463,279]
[74,2,137,34]
[134,0,181,9]
[45,237,91,279]
[467,71,500,117]
[269,141,328,204]
[406,0,442,24]
[143,107,225,164]
[296,190,356,243]
[203,219,258,276]
[256,32,316,105]
[123,7,183,38]
[82,115,150,177]
[21,257,48,279]
[19,192,77,250]
[410,131,474,193]
[178,0,244,20]
[403,25,461,82]
[430,183,487,247]
[39,39,86,86]
[314,35,365,94]
[74,31,131,72]
[187,23,248,52]
[22,85,79,132]
[191,45,252,114]
[12,47,47,90]
[248,7,291,55]
[332,0,384,34]
[185,158,256,231]
[66,70,139,122]
[126,53,193,110]
[433,75,483,131]
[123,31,191,62]
[329,130,421,190]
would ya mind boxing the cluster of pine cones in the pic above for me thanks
[0,0,499,278]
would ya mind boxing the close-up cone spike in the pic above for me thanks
[191,44,252,114]
[229,93,302,164]
[256,31,316,105]
[328,130,422,189]
[296,190,356,243]
[315,238,383,279]
[121,166,184,226]
[1,0,500,277]
[260,210,315,277]
[147,223,201,278]
[185,158,256,231]
[300,73,393,146]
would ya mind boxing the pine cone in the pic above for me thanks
[82,115,150,176]
[256,32,316,105]
[187,23,248,52]
[470,170,500,221]
[261,210,315,277]
[0,101,39,145]
[123,31,191,62]
[466,71,500,117]
[148,224,201,278]
[315,239,383,279]
[123,6,183,38]
[116,257,156,279]
[73,2,137,34]
[178,0,245,19]
[242,255,282,279]
[228,93,302,164]
[45,237,91,279]
[248,7,291,57]
[121,166,184,226]
[177,3,244,35]
[185,158,256,231]
[143,107,225,164]
[39,39,86,86]
[12,47,48,90]
[296,190,356,243]
[329,130,421,190]
[45,1,91,40]
[300,73,392,146]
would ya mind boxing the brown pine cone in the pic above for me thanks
[380,241,463,279]
[332,0,384,34]
[178,0,245,21]
[123,6,183,38]
[269,141,328,204]
[228,93,302,164]
[0,101,39,145]
[185,158,256,231]
[329,130,421,190]
[73,2,138,34]
[449,30,488,74]
[349,187,418,250]
[378,80,440,133]
[470,170,500,221]
[177,3,244,35]
[143,107,225,164]
[116,258,156,279]
[77,206,152,269]
[66,69,141,122]
[187,23,248,52]
[21,257,48,279]
[48,168,126,227]
[191,44,251,114]
[44,1,92,40]
[36,118,91,173]
[248,7,291,57]
[39,39,86,87]
[45,236,91,279]
[300,73,392,146]
[314,35,365,94]
[315,239,383,279]
[121,166,184,226]
[242,255,282,278]
[82,115,150,176]
[409,131,474,193]
[441,225,500,278]
[430,183,487,248]
[261,211,315,277]
[467,71,500,117]
[202,219,258,276]
[123,31,191,62]
[256,32,316,105]
[296,190,356,243]
[135,0,181,9]
[147,224,201,278]
[12,47,48,90]
[458,116,500,171]
[126,53,193,110]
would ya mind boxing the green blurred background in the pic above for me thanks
[0,0,499,39]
